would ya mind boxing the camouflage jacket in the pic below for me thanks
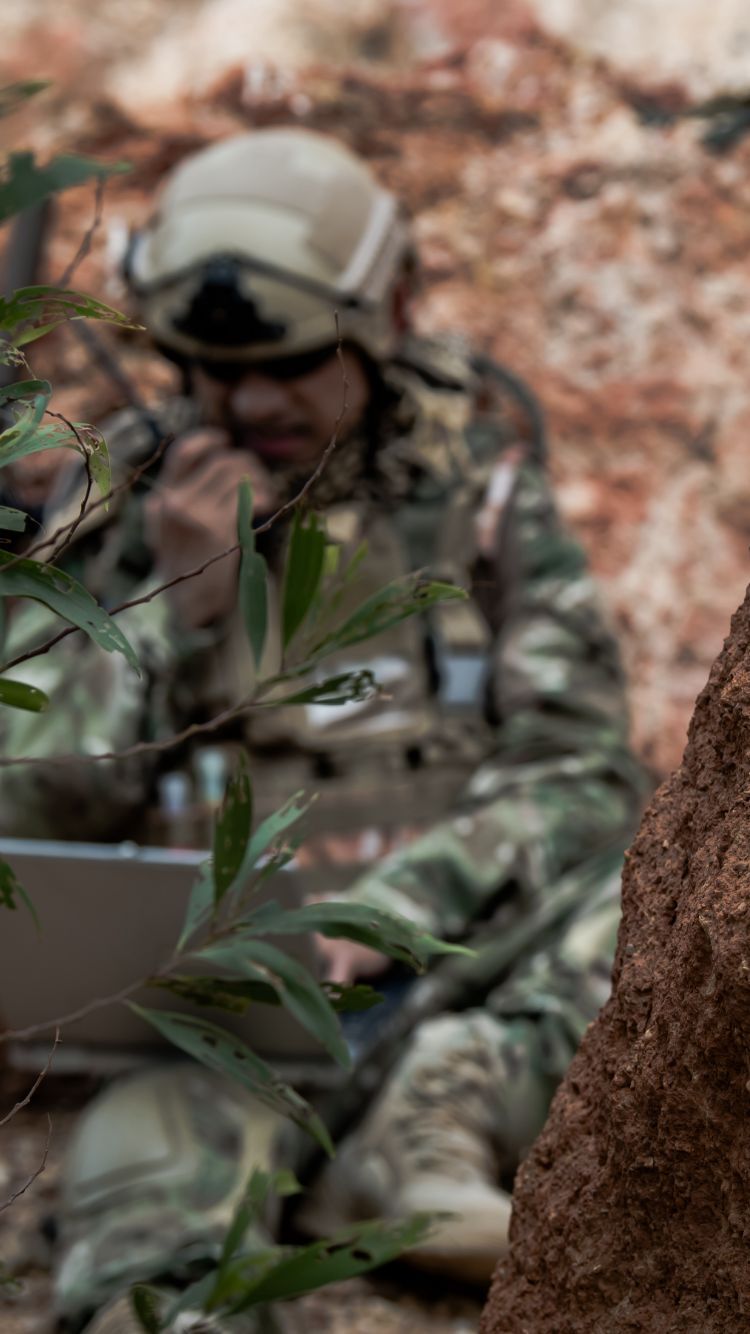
[0,338,644,958]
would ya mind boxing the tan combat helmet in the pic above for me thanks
[126,128,413,365]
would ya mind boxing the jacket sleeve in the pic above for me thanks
[0,401,246,842]
[338,460,647,940]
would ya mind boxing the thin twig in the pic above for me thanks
[0,620,76,674]
[56,178,105,290]
[43,414,93,567]
[0,1029,60,1126]
[0,858,276,1045]
[0,961,179,1044]
[0,337,350,677]
[5,432,173,574]
[0,688,257,767]
[0,1114,52,1214]
[2,982,146,1043]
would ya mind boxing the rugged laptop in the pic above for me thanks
[0,837,334,1071]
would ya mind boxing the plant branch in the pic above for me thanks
[0,656,371,768]
[0,1028,60,1126]
[0,688,259,767]
[56,177,105,290]
[5,432,173,573]
[44,413,93,566]
[0,333,350,676]
[0,968,176,1045]
[0,1114,52,1214]
[0,858,290,1044]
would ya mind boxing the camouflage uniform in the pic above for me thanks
[0,338,644,1321]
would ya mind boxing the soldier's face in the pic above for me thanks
[191,344,372,467]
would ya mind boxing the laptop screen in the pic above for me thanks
[0,837,328,1065]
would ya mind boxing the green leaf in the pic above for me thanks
[213,755,252,906]
[244,793,310,869]
[176,858,214,951]
[309,539,370,632]
[0,1264,23,1295]
[0,378,51,407]
[227,1215,435,1310]
[128,1006,334,1155]
[216,1171,269,1279]
[0,394,48,464]
[269,1167,301,1199]
[0,506,27,533]
[160,1275,216,1329]
[129,1285,161,1334]
[0,858,39,929]
[236,480,268,670]
[282,512,327,650]
[226,793,311,904]
[0,81,50,120]
[0,553,140,673]
[322,980,385,1013]
[192,938,350,1067]
[148,973,281,1012]
[0,677,49,712]
[269,668,377,708]
[0,401,106,472]
[77,425,111,504]
[231,899,472,973]
[0,285,136,349]
[0,346,27,369]
[13,321,65,348]
[177,794,312,952]
[311,575,466,659]
[0,154,130,224]
[212,1168,299,1303]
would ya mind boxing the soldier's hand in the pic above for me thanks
[313,933,390,985]
[144,429,278,629]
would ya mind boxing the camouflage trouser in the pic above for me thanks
[55,1015,552,1325]
[298,1008,558,1239]
[298,876,621,1261]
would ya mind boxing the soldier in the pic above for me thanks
[0,131,645,1330]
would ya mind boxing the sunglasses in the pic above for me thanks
[195,343,340,385]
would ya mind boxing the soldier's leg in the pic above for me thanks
[55,1064,283,1333]
[297,1009,556,1283]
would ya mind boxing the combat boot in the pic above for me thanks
[55,1065,283,1328]
[296,1013,519,1284]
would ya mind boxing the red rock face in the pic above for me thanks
[481,582,750,1333]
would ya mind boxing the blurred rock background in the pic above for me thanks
[4,0,750,780]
